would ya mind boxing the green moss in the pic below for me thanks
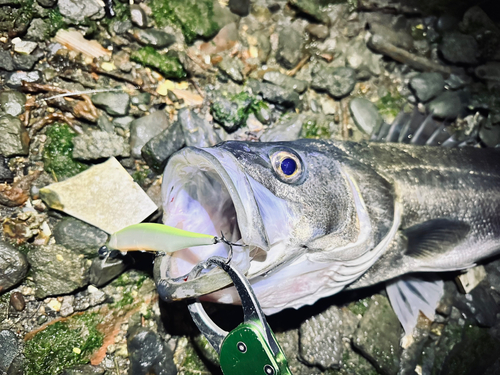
[376,92,406,123]
[131,46,186,79]
[132,168,149,186]
[211,91,267,132]
[150,0,219,44]
[112,291,134,308]
[43,123,88,180]
[347,297,371,316]
[301,118,331,139]
[47,8,67,36]
[24,313,103,375]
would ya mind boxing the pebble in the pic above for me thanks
[0,156,14,183]
[13,52,41,70]
[130,5,148,28]
[12,39,37,54]
[409,72,445,103]
[311,66,357,99]
[130,110,170,158]
[36,0,57,7]
[260,113,305,142]
[72,131,131,160]
[0,115,29,157]
[39,157,158,234]
[131,93,151,106]
[299,305,359,369]
[133,29,176,48]
[289,0,330,24]
[479,119,500,147]
[5,70,43,89]
[439,32,479,65]
[27,244,89,299]
[73,285,107,311]
[141,118,185,173]
[53,217,108,256]
[263,71,308,93]
[92,92,130,116]
[349,97,383,135]
[346,38,382,77]
[127,324,177,375]
[59,295,75,317]
[178,108,221,147]
[97,115,114,133]
[58,0,105,23]
[9,291,25,311]
[353,295,403,375]
[113,116,135,130]
[427,91,464,119]
[218,55,245,83]
[228,0,250,16]
[305,23,329,40]
[0,240,28,294]
[0,330,21,374]
[210,94,253,132]
[0,90,26,117]
[89,257,128,287]
[26,18,51,42]
[113,20,133,35]
[247,79,301,108]
[0,50,14,71]
[276,26,304,69]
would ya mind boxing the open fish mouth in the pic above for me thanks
[155,146,270,300]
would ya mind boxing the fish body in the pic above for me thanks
[154,139,500,314]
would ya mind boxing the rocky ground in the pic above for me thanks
[1,0,500,374]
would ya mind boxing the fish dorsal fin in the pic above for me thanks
[403,218,470,260]
[386,275,444,336]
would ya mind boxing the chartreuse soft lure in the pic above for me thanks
[104,223,216,253]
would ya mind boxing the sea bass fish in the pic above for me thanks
[153,139,500,319]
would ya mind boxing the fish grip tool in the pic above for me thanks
[187,256,292,375]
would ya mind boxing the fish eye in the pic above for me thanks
[270,150,304,184]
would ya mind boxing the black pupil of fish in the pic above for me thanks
[281,158,297,175]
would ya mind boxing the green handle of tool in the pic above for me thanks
[220,322,292,375]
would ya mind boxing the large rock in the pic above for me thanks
[53,217,108,256]
[427,91,465,119]
[0,241,28,293]
[91,92,130,116]
[58,0,105,23]
[353,294,403,375]
[130,110,170,158]
[72,131,130,160]
[409,72,445,103]
[0,330,21,374]
[0,91,26,117]
[311,66,356,99]
[349,97,383,135]
[439,32,479,65]
[178,108,220,148]
[27,244,90,299]
[276,26,304,69]
[0,115,29,157]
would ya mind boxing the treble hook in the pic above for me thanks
[214,232,244,265]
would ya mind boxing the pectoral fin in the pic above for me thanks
[386,275,444,336]
[403,218,470,260]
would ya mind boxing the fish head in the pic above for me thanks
[154,140,364,306]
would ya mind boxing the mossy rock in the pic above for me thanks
[131,46,186,79]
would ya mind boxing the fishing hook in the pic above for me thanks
[214,232,244,265]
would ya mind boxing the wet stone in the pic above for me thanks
[36,0,56,7]
[130,5,148,28]
[131,93,151,106]
[0,115,29,157]
[260,113,305,142]
[475,62,500,83]
[289,0,330,24]
[5,70,43,88]
[0,330,21,374]
[346,38,382,77]
[178,108,220,148]
[247,80,301,108]
[0,156,14,183]
[210,94,252,132]
[0,90,26,117]
[305,23,329,40]
[97,115,114,133]
[0,50,14,71]
[13,53,41,70]
[409,72,445,103]
[277,26,304,69]
[453,282,499,327]
[299,305,359,369]
[263,71,307,93]
[92,92,130,116]
[60,295,75,317]
[12,39,37,54]
[73,285,107,311]
[113,116,135,131]
[134,29,176,48]
[311,66,357,99]
[349,97,383,135]
[427,91,464,119]
[130,110,170,158]
[142,118,185,173]
[127,325,177,375]
[479,120,500,148]
[26,18,51,42]
[439,32,479,65]
[353,294,403,375]
[9,291,25,311]
[89,257,128,287]
[72,131,130,160]
[113,20,133,35]
[27,244,90,299]
[59,364,106,375]
[58,0,105,23]
[0,240,28,293]
[218,55,245,83]
[228,0,250,17]
[53,217,108,256]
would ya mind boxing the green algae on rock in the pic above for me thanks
[150,0,220,44]
[376,92,406,123]
[24,313,103,375]
[42,123,88,180]
[131,46,186,79]
[301,117,332,139]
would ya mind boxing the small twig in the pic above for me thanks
[287,54,310,77]
[29,112,81,137]
[189,78,204,98]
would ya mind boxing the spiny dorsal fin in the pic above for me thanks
[403,218,470,260]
